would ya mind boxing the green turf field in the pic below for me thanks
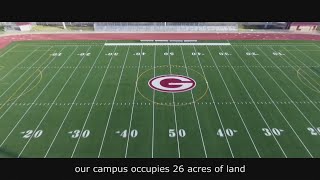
[0,40,320,158]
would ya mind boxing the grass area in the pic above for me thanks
[0,40,320,158]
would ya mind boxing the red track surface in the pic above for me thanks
[1,32,320,49]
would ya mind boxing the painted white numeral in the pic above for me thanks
[169,129,175,137]
[81,130,90,138]
[219,52,231,56]
[246,52,259,56]
[192,52,204,56]
[70,130,80,138]
[133,52,146,56]
[79,53,91,56]
[69,130,90,138]
[169,129,186,137]
[21,130,43,138]
[106,52,118,56]
[116,129,138,138]
[164,52,174,56]
[307,127,320,135]
[217,128,237,137]
[129,130,138,138]
[273,52,285,56]
[178,129,186,137]
[51,53,62,56]
[34,130,43,138]
[262,128,283,136]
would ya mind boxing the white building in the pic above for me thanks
[16,22,32,31]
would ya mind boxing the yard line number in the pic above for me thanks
[169,129,186,137]
[219,52,231,56]
[68,130,90,138]
[21,130,43,139]
[272,52,285,56]
[78,53,91,56]
[106,52,119,56]
[246,52,259,56]
[262,128,284,136]
[164,52,174,56]
[51,53,62,56]
[133,52,146,56]
[192,52,204,56]
[307,127,320,135]
[116,129,138,138]
[217,128,238,137]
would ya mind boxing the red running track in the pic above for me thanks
[1,33,320,49]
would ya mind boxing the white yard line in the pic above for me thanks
[98,46,131,158]
[279,47,320,86]
[180,46,207,157]
[0,47,56,122]
[0,47,41,81]
[312,43,320,50]
[152,46,156,158]
[167,45,181,158]
[206,45,262,157]
[0,47,52,99]
[268,46,320,116]
[124,46,143,158]
[43,46,100,157]
[218,45,287,157]
[257,47,320,135]
[70,45,113,158]
[282,47,320,87]
[233,45,313,157]
[197,46,235,157]
[0,44,19,58]
[0,47,67,147]
[294,46,320,67]
[17,47,80,156]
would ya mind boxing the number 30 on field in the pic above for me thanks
[68,130,90,138]
[262,128,283,136]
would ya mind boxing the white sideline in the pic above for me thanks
[104,43,231,46]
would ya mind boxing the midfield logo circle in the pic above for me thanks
[148,75,196,93]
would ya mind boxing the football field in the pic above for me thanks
[0,40,320,158]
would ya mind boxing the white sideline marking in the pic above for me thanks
[104,43,231,46]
